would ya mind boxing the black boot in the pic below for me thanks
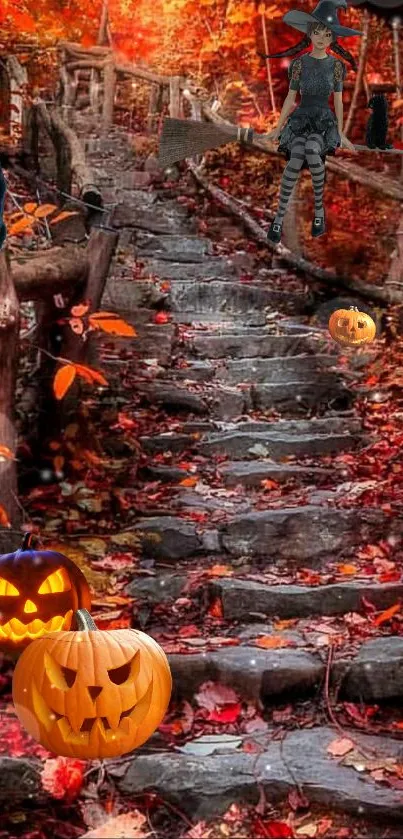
[312,214,326,238]
[268,219,282,244]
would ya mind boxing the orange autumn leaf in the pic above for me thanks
[8,216,35,235]
[255,635,294,649]
[337,563,358,575]
[0,445,14,460]
[53,365,77,400]
[23,202,37,214]
[89,313,136,337]
[34,203,58,218]
[261,478,279,490]
[373,602,401,626]
[75,364,108,386]
[49,211,78,225]
[179,476,198,487]
[208,598,223,618]
[8,211,25,222]
[71,303,89,317]
[0,504,11,528]
[207,564,233,577]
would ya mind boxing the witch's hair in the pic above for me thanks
[258,21,357,71]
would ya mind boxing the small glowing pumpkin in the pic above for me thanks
[328,306,376,346]
[12,608,172,759]
[0,533,91,654]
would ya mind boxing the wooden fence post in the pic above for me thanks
[169,76,181,118]
[102,56,116,132]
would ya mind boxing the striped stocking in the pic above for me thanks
[274,135,307,225]
[305,133,326,218]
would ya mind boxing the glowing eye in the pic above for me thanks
[0,577,19,596]
[337,319,349,328]
[108,652,140,684]
[38,568,71,594]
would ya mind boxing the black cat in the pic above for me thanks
[365,93,394,150]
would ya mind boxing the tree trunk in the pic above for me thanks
[57,227,119,423]
[386,205,403,287]
[0,252,21,552]
[6,55,27,141]
[344,9,369,138]
[98,0,109,46]
[260,11,275,113]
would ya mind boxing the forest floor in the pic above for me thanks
[0,113,403,839]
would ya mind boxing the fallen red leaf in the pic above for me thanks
[252,819,294,838]
[207,702,242,723]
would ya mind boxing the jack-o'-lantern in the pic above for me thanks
[328,306,376,346]
[12,608,172,759]
[0,534,91,654]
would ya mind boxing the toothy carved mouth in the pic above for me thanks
[33,679,154,744]
[0,611,73,640]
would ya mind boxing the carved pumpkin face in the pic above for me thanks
[0,535,91,653]
[12,609,172,759]
[328,306,376,346]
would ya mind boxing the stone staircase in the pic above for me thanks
[22,119,403,827]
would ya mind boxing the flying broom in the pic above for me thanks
[158,115,403,169]
[158,117,257,168]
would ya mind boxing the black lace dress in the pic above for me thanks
[278,53,346,159]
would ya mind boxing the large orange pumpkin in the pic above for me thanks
[328,306,376,346]
[12,608,172,759]
[0,534,91,654]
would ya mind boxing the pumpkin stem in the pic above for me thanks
[21,532,40,551]
[74,609,98,631]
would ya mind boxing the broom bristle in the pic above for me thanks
[158,118,237,168]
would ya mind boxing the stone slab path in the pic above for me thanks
[9,119,403,830]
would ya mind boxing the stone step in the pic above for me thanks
[134,232,213,262]
[199,430,361,459]
[172,311,268,327]
[133,507,387,563]
[168,280,310,315]
[112,203,196,234]
[140,417,361,458]
[167,637,403,704]
[252,378,352,414]
[178,355,340,385]
[136,381,249,419]
[209,578,403,620]
[136,375,351,419]
[219,507,387,562]
[186,330,331,359]
[219,461,334,486]
[108,727,403,822]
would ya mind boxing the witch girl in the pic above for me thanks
[261,0,362,243]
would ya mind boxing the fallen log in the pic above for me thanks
[34,99,103,208]
[187,160,401,305]
[12,245,87,301]
[201,105,403,201]
[0,252,21,552]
